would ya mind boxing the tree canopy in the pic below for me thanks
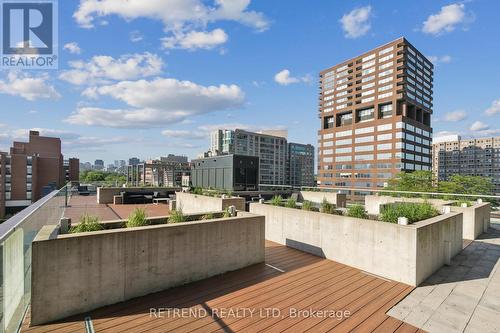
[79,170,126,184]
[386,171,494,196]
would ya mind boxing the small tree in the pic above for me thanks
[386,171,434,195]
[438,174,494,196]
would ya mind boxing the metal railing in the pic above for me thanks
[0,184,71,333]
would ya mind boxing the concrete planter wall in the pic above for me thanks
[249,203,463,286]
[175,192,246,214]
[448,203,490,240]
[96,186,179,204]
[365,195,490,240]
[31,212,265,325]
[299,191,347,208]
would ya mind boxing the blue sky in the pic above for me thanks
[1,0,499,165]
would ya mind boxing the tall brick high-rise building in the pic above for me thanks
[317,37,433,194]
[0,131,78,217]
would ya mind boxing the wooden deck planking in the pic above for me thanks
[22,240,424,333]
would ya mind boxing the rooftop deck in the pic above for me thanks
[21,241,420,333]
[64,195,170,222]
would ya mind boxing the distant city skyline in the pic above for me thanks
[1,1,499,162]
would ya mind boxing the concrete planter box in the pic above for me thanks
[366,195,490,240]
[249,203,463,286]
[448,203,490,240]
[299,191,347,208]
[175,192,246,214]
[365,195,454,215]
[31,212,264,325]
[97,186,179,204]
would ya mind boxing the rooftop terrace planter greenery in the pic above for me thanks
[31,211,265,325]
[249,202,463,286]
[366,195,490,240]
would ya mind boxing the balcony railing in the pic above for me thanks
[0,184,71,333]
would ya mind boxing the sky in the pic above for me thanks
[0,0,499,165]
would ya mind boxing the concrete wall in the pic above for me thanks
[450,203,490,240]
[249,203,463,286]
[31,212,265,325]
[97,187,179,204]
[365,195,454,215]
[175,192,246,214]
[299,191,347,208]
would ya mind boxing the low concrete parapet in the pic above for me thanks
[299,191,347,208]
[31,212,265,325]
[175,192,245,214]
[249,202,462,286]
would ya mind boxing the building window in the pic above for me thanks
[324,116,334,129]
[379,103,393,118]
[357,107,374,123]
[338,112,353,126]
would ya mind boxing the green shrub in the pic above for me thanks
[455,200,472,207]
[70,214,103,233]
[126,208,148,228]
[201,213,214,220]
[191,187,203,195]
[285,198,297,208]
[302,200,313,211]
[168,209,186,223]
[320,198,335,214]
[270,195,283,206]
[347,204,368,219]
[222,209,231,218]
[380,202,439,224]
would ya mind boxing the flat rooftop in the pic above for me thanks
[64,195,170,222]
[21,241,420,333]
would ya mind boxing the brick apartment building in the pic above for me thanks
[433,135,500,194]
[0,131,79,218]
[317,37,433,195]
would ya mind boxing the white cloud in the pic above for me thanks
[66,78,245,128]
[422,3,470,35]
[162,29,228,50]
[73,0,270,33]
[485,99,500,116]
[339,6,372,39]
[274,69,309,86]
[161,129,206,139]
[444,110,466,122]
[63,42,82,54]
[470,121,489,131]
[0,72,60,101]
[428,55,452,64]
[59,52,163,85]
[130,30,144,43]
[434,130,459,138]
